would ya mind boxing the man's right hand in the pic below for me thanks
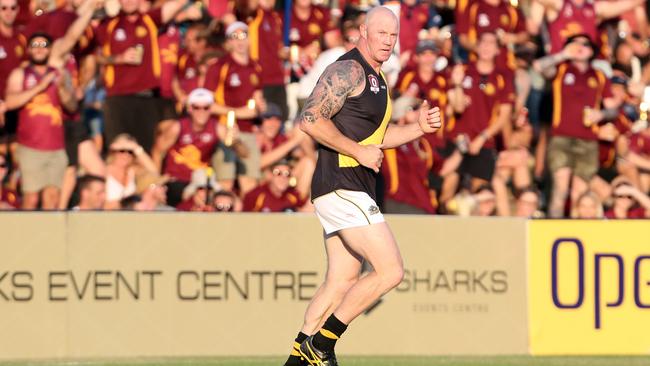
[355,144,384,173]
[40,72,57,89]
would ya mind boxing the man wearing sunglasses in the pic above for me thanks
[204,21,266,197]
[242,159,304,212]
[3,0,98,210]
[533,33,619,218]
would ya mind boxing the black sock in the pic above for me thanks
[283,332,308,366]
[311,315,348,352]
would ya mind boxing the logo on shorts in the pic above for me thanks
[368,205,380,215]
[368,74,380,94]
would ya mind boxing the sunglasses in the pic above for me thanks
[1,5,17,10]
[272,168,291,177]
[29,40,50,49]
[572,40,591,47]
[111,149,135,155]
[191,104,210,111]
[615,194,633,199]
[214,203,233,212]
[228,32,248,40]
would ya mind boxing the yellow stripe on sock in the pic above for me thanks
[319,329,339,340]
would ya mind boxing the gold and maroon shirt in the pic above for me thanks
[163,117,220,183]
[289,5,336,48]
[0,31,25,98]
[551,62,612,141]
[548,0,598,54]
[248,7,284,86]
[96,9,163,96]
[243,183,304,212]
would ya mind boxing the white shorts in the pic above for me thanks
[313,189,385,234]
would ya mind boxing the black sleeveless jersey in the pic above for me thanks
[311,48,393,201]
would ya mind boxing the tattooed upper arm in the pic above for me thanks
[298,59,365,124]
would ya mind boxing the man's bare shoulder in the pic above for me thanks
[319,59,365,97]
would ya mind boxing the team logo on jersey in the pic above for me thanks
[308,23,320,36]
[185,67,196,79]
[462,76,473,89]
[263,20,271,32]
[230,73,241,87]
[201,133,212,143]
[587,77,598,88]
[289,28,300,42]
[250,74,259,86]
[15,45,23,57]
[25,74,37,89]
[368,74,380,94]
[115,28,127,41]
[180,134,193,145]
[0,46,6,59]
[564,6,573,17]
[500,14,510,27]
[429,89,440,100]
[135,26,148,38]
[564,73,576,85]
[478,13,490,27]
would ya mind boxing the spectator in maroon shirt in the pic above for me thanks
[95,0,190,153]
[171,22,209,108]
[0,0,26,140]
[604,179,650,219]
[0,153,19,209]
[243,160,305,212]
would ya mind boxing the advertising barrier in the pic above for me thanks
[528,220,650,355]
[0,213,528,359]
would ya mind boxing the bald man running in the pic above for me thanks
[282,7,442,366]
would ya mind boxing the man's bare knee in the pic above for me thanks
[379,265,404,292]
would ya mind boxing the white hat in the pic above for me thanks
[225,21,248,37]
[186,88,214,106]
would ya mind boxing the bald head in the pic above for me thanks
[365,6,399,31]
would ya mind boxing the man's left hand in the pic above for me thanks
[418,100,442,134]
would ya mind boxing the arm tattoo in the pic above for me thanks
[297,60,365,124]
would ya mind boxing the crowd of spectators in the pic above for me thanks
[1,0,650,219]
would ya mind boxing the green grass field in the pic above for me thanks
[3,356,650,366]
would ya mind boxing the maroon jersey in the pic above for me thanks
[453,63,515,148]
[242,183,304,212]
[598,113,632,168]
[158,26,181,99]
[0,187,20,209]
[249,7,284,86]
[551,62,612,141]
[399,4,430,55]
[164,117,219,182]
[629,131,650,156]
[95,9,163,96]
[458,0,525,72]
[395,68,450,147]
[204,54,262,132]
[382,139,436,214]
[17,65,65,150]
[176,52,200,96]
[289,5,336,48]
[548,0,598,54]
[0,31,26,98]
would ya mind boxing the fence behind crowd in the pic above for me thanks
[0,214,648,360]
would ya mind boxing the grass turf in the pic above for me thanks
[2,356,650,366]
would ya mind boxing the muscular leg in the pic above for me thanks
[331,222,404,324]
[301,233,363,335]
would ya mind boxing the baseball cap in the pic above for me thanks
[225,21,248,37]
[260,103,283,119]
[182,168,221,200]
[187,88,214,106]
[416,39,439,54]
